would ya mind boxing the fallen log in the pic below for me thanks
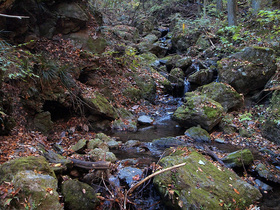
[38,143,111,170]
[69,159,111,170]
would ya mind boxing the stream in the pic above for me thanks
[106,103,280,210]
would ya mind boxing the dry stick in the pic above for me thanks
[0,13,29,19]
[123,162,186,209]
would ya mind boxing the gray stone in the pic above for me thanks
[62,179,99,210]
[185,126,211,142]
[138,115,154,125]
[118,166,143,187]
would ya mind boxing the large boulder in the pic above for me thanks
[12,170,62,209]
[0,156,61,209]
[153,151,262,209]
[173,92,224,131]
[218,47,277,94]
[188,68,214,86]
[197,82,244,112]
[101,25,139,43]
[0,156,55,182]
[137,34,158,53]
[55,2,89,34]
[62,179,99,210]
[262,90,280,144]
[222,149,254,168]
[82,92,118,120]
[33,111,53,134]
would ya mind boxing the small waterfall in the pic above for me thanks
[184,78,190,94]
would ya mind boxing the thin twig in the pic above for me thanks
[0,13,30,19]
[102,173,114,198]
[127,162,186,195]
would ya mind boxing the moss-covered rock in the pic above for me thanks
[137,34,158,53]
[111,118,137,132]
[222,149,254,168]
[11,170,62,210]
[33,111,53,134]
[153,151,262,209]
[71,138,87,153]
[89,148,117,162]
[197,82,244,112]
[218,47,277,94]
[188,68,214,86]
[131,73,157,102]
[196,34,211,51]
[82,92,118,119]
[170,14,201,54]
[62,179,99,210]
[262,90,280,144]
[219,113,238,134]
[172,92,224,131]
[184,126,211,142]
[0,156,55,182]
[101,25,139,43]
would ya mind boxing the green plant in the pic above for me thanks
[0,40,38,81]
[257,10,280,39]
[239,112,252,122]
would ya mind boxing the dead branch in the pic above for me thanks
[203,145,228,168]
[0,13,29,19]
[70,159,111,170]
[124,162,186,209]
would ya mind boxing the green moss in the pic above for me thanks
[90,92,118,119]
[203,106,219,119]
[0,156,55,182]
[154,151,261,209]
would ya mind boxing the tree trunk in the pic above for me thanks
[252,0,262,15]
[227,0,237,26]
[216,0,223,13]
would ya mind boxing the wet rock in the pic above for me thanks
[62,179,99,210]
[188,68,214,86]
[255,179,273,192]
[112,119,137,132]
[218,47,277,95]
[71,138,87,153]
[176,56,192,71]
[262,91,280,144]
[152,137,186,148]
[118,166,143,187]
[169,67,185,96]
[11,170,62,210]
[173,92,224,131]
[33,111,53,134]
[153,151,262,209]
[138,115,154,125]
[107,139,122,149]
[255,163,280,183]
[222,149,254,168]
[0,156,55,182]
[124,140,141,147]
[184,126,211,143]
[197,82,244,112]
[89,148,117,162]
[149,41,169,58]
